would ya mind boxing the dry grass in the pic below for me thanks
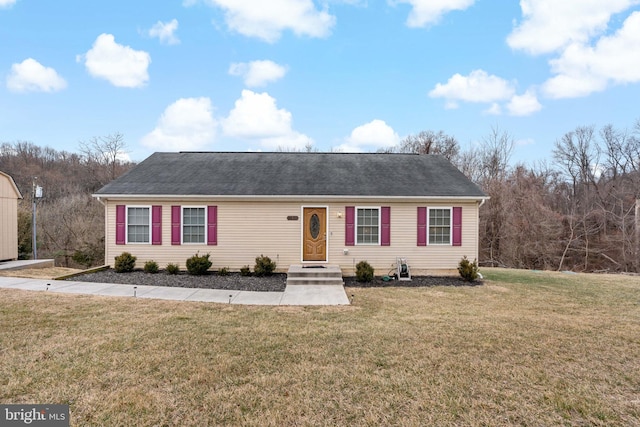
[0,267,81,279]
[1,268,639,426]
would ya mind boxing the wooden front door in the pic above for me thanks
[303,207,327,262]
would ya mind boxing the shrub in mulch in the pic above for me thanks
[114,252,136,273]
[186,253,212,276]
[144,260,159,274]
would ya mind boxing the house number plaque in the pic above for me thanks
[287,216,299,221]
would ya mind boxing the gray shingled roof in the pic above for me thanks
[95,152,486,198]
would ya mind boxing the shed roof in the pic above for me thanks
[0,170,23,199]
[95,152,486,199]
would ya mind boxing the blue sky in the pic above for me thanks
[1,0,640,164]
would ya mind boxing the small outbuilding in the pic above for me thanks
[94,152,487,275]
[0,170,23,261]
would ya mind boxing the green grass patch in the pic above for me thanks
[1,268,639,426]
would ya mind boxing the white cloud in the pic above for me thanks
[507,0,638,55]
[222,90,312,150]
[228,60,287,87]
[141,97,217,151]
[484,103,502,115]
[507,90,542,116]
[542,11,640,98]
[78,33,151,88]
[6,58,67,93]
[336,119,400,152]
[394,0,475,27]
[429,69,515,107]
[199,0,335,42]
[0,0,17,7]
[148,19,180,45]
[222,90,291,137]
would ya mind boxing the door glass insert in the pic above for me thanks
[310,213,320,239]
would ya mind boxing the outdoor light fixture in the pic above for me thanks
[229,294,233,304]
[46,283,50,291]
[133,286,137,297]
[337,211,343,218]
[32,178,43,260]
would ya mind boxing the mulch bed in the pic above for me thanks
[72,269,482,292]
[343,275,482,288]
[71,269,287,292]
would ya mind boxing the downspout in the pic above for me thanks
[477,198,487,269]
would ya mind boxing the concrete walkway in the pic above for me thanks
[0,276,351,306]
[0,259,55,270]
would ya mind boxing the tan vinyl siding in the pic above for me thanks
[330,202,479,275]
[104,199,480,275]
[0,173,20,260]
[106,200,303,271]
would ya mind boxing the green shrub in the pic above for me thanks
[240,265,252,276]
[458,256,479,282]
[355,260,374,282]
[114,252,136,273]
[72,250,95,268]
[254,255,276,277]
[144,260,159,274]
[218,267,230,276]
[166,263,180,275]
[186,253,212,276]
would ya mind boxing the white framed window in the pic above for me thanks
[428,208,452,245]
[182,206,206,244]
[356,207,380,245]
[126,206,150,244]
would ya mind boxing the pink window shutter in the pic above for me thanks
[207,206,217,246]
[171,205,181,245]
[116,205,126,245]
[152,206,162,245]
[452,206,462,246]
[345,206,355,246]
[381,206,390,246]
[417,207,427,246]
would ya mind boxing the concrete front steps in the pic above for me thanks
[286,265,344,286]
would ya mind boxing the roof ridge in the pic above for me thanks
[174,151,424,155]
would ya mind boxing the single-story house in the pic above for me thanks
[94,152,487,275]
[0,170,23,261]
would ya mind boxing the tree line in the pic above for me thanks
[0,134,134,267]
[385,121,640,273]
[2,123,639,272]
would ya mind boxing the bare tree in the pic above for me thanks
[502,166,563,269]
[457,145,483,184]
[79,132,131,189]
[39,194,104,267]
[394,130,460,162]
[553,126,600,195]
[475,127,515,266]
[478,126,514,184]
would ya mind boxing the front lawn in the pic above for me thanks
[1,268,639,426]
